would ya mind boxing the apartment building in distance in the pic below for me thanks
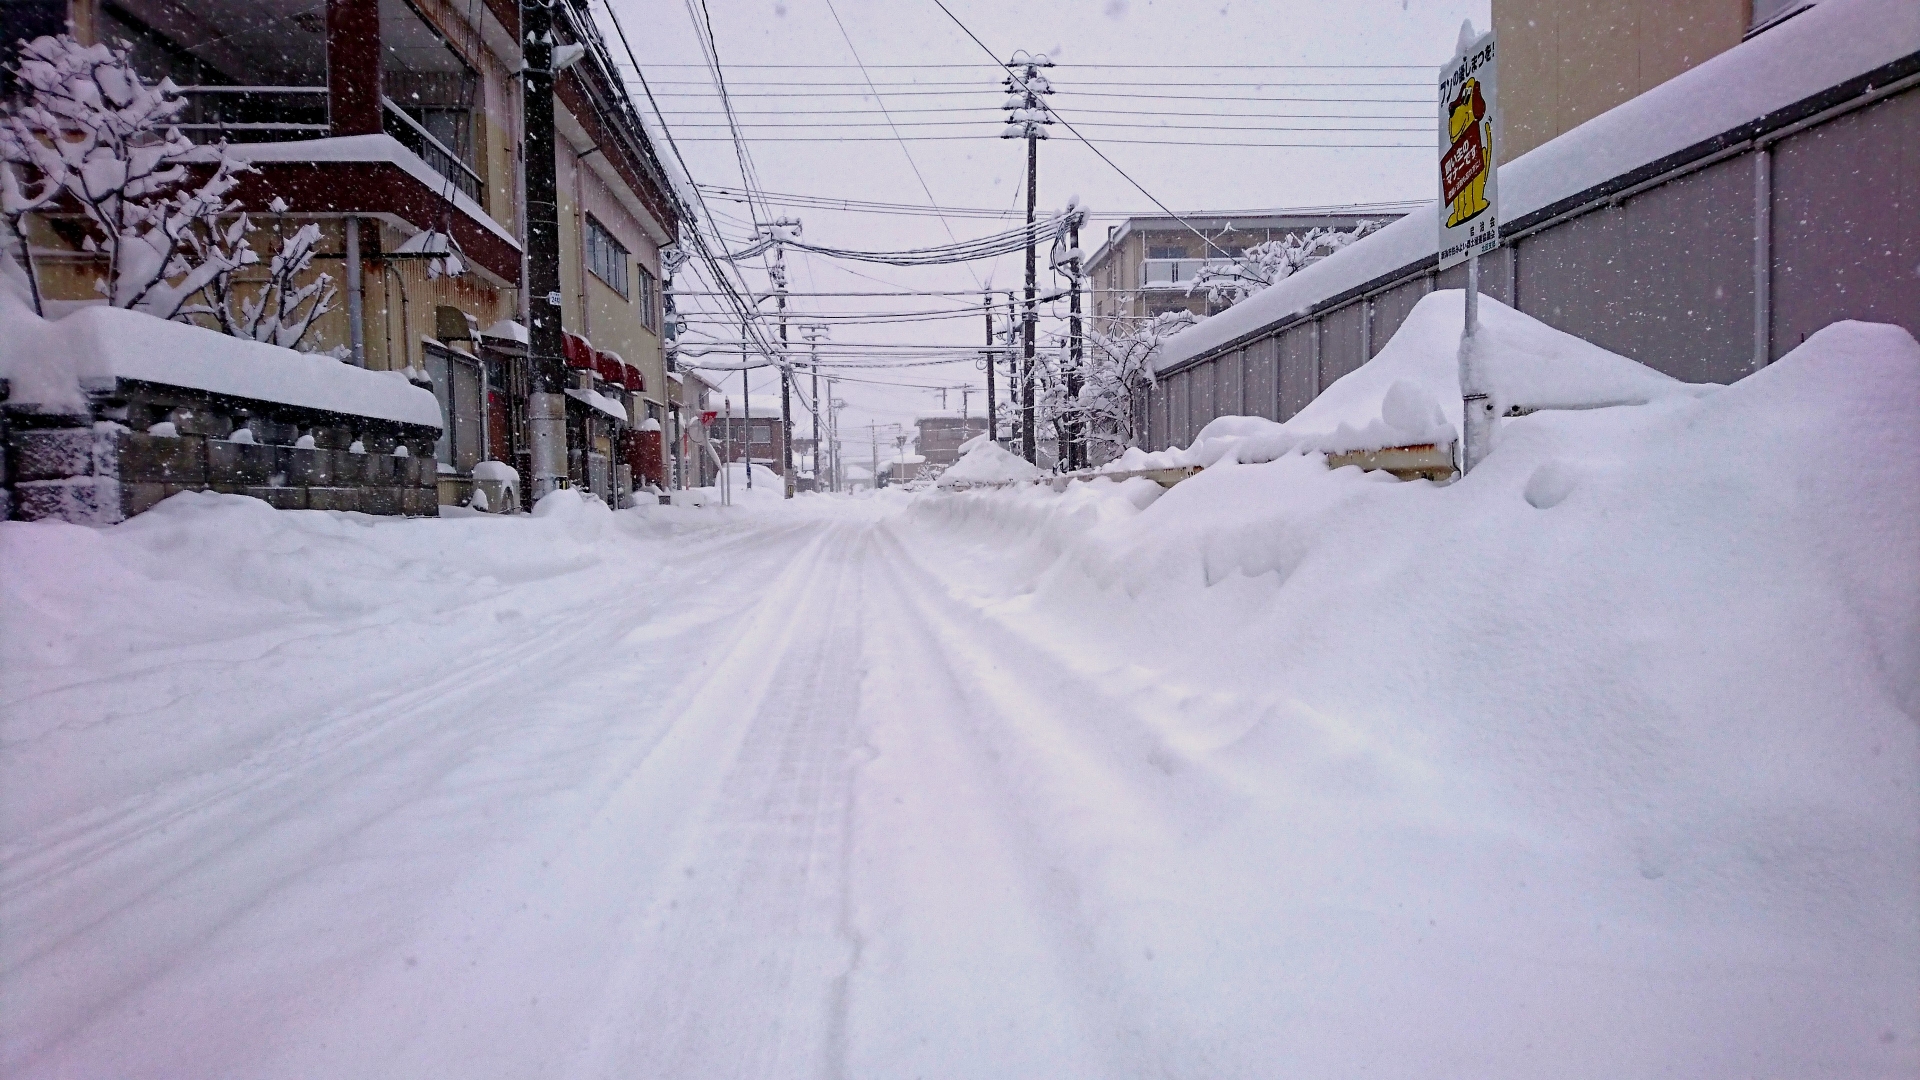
[1083,212,1408,334]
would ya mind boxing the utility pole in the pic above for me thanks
[768,220,798,500]
[1066,204,1085,470]
[521,0,567,500]
[802,323,827,490]
[740,364,751,488]
[1004,290,1020,448]
[982,290,997,445]
[1002,51,1053,465]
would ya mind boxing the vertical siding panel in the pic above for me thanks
[1771,89,1920,362]
[1278,325,1316,420]
[1320,302,1367,389]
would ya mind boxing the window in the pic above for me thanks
[585,215,629,298]
[638,266,658,331]
[423,342,485,471]
[1147,244,1187,260]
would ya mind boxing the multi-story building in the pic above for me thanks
[1083,212,1406,333]
[9,0,678,511]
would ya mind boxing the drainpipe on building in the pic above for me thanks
[522,0,568,500]
[344,217,364,367]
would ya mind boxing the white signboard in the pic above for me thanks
[1437,28,1499,271]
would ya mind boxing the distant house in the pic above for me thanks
[914,415,988,468]
[710,395,789,476]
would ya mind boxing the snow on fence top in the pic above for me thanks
[1,267,443,428]
[1156,0,1920,372]
[217,136,521,252]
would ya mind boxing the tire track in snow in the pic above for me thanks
[1,514,826,1077]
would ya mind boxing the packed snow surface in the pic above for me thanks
[2,324,1915,1078]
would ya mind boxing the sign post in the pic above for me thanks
[1439,20,1499,474]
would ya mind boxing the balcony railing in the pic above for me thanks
[1141,257,1238,288]
[381,97,482,204]
[171,86,330,142]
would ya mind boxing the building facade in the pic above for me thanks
[914,415,989,468]
[1083,212,1406,333]
[10,0,678,511]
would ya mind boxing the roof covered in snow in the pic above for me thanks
[1157,0,1920,372]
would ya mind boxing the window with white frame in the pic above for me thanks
[585,215,629,299]
[638,265,658,331]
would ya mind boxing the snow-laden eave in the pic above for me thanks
[1155,0,1920,374]
[217,135,522,254]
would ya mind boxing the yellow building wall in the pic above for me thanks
[1494,0,1750,159]
[555,136,668,418]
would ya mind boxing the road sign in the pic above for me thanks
[1438,27,1498,271]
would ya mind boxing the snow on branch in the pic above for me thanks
[1188,222,1382,308]
[2,34,336,350]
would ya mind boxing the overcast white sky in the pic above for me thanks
[600,0,1489,447]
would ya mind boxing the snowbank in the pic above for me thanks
[1157,0,1920,371]
[907,319,1920,1074]
[936,437,1045,488]
[1123,291,1703,470]
[716,461,785,503]
[0,255,441,427]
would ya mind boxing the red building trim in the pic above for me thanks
[326,0,383,136]
[228,164,521,282]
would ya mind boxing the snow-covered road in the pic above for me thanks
[0,498,1253,1078]
[6,341,1917,1080]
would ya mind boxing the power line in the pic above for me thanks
[637,88,1432,101]
[694,186,1425,220]
[657,105,1429,117]
[634,78,1432,88]
[817,0,982,292]
[669,136,1427,146]
[660,120,1430,130]
[634,62,1438,69]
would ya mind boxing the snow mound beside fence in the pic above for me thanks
[904,320,1920,1073]
[1119,290,1705,474]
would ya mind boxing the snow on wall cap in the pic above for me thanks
[480,319,529,343]
[565,387,629,423]
[637,417,663,432]
[1156,0,1919,373]
[0,280,442,428]
[472,460,519,484]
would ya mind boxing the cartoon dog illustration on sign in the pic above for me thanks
[1442,76,1491,229]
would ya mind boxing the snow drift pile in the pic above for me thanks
[936,433,1045,489]
[909,319,1920,1075]
[1110,290,1705,475]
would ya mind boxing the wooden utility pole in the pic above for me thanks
[521,0,568,499]
[982,291,997,445]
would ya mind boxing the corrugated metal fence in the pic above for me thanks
[1140,63,1920,451]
